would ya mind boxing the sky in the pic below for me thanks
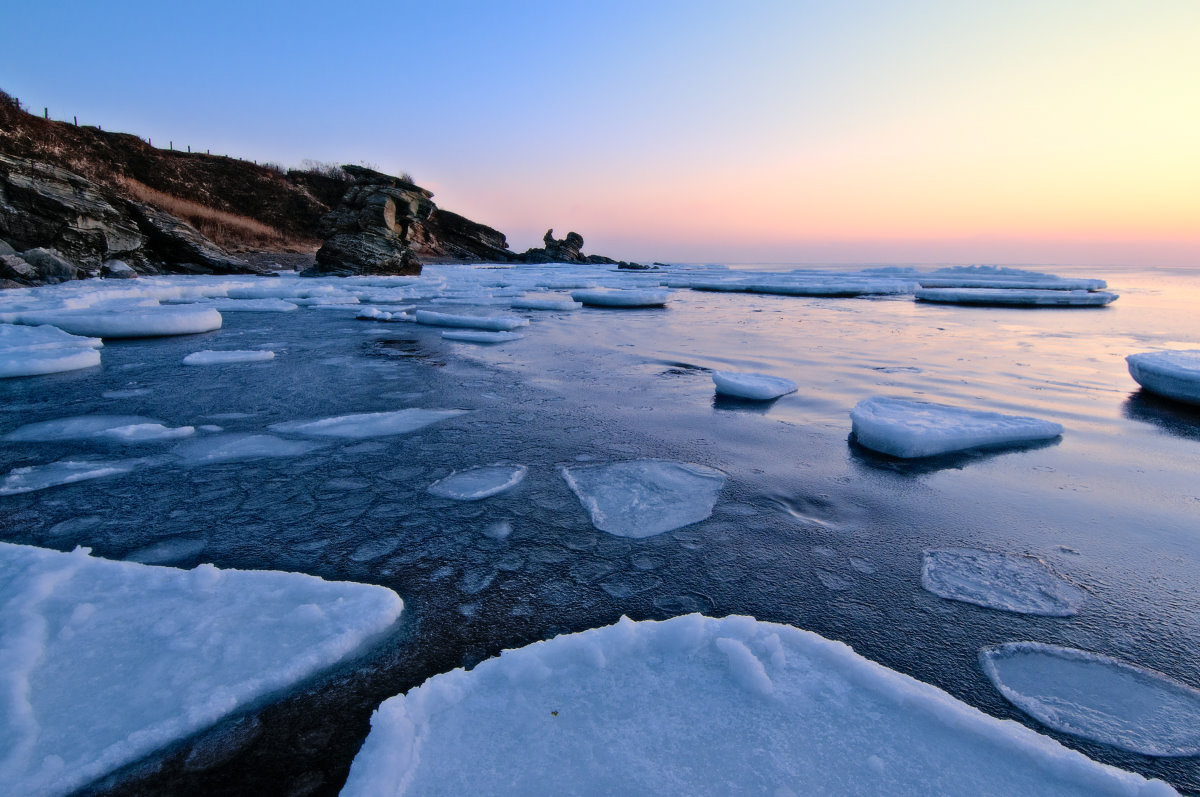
[2,1,1197,265]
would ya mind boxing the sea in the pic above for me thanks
[1,262,1197,794]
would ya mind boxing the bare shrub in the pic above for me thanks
[116,176,289,250]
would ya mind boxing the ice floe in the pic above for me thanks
[850,397,1063,458]
[0,324,103,378]
[172,433,322,464]
[183,350,276,366]
[560,460,726,537]
[921,548,1086,616]
[712,371,798,401]
[570,288,670,307]
[1126,350,1200,406]
[510,295,582,311]
[12,305,223,338]
[269,409,468,439]
[440,330,524,344]
[356,307,412,322]
[343,614,1172,797]
[4,415,189,442]
[413,310,529,331]
[915,288,1118,307]
[0,458,147,495]
[0,542,402,796]
[427,464,528,501]
[981,642,1200,757]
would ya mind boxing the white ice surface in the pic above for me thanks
[0,324,104,378]
[14,305,223,338]
[427,465,527,501]
[204,298,298,312]
[270,409,468,439]
[915,288,1118,306]
[712,371,798,401]
[183,350,276,366]
[172,434,322,464]
[921,549,1086,616]
[1126,350,1200,406]
[981,642,1200,757]
[5,415,193,443]
[570,289,670,307]
[342,614,1173,797]
[0,459,147,495]
[510,295,581,311]
[413,310,528,331]
[440,330,523,344]
[0,542,402,796]
[559,460,726,538]
[851,397,1063,458]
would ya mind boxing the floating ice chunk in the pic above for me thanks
[915,288,1117,307]
[570,288,670,307]
[918,278,1108,291]
[270,409,468,439]
[1126,350,1200,406]
[428,465,528,501]
[850,397,1063,458]
[510,295,582,311]
[125,537,207,565]
[0,542,402,796]
[0,323,104,378]
[343,614,1172,797]
[356,308,412,322]
[183,350,276,366]
[14,306,223,338]
[440,330,524,344]
[922,549,1086,616]
[5,415,192,443]
[173,433,322,464]
[560,460,726,538]
[414,310,529,331]
[981,642,1200,757]
[0,459,146,495]
[712,371,798,401]
[205,298,298,312]
[0,323,103,353]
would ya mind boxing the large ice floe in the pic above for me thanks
[182,349,276,366]
[510,295,581,311]
[413,310,529,331]
[427,464,528,501]
[11,305,223,338]
[569,288,671,307]
[0,542,402,796]
[4,415,195,443]
[981,642,1200,757]
[0,459,149,496]
[1126,351,1200,406]
[342,614,1173,797]
[711,371,798,401]
[172,433,323,465]
[0,324,103,378]
[921,548,1087,616]
[850,397,1063,458]
[915,288,1118,307]
[269,409,467,439]
[559,460,726,537]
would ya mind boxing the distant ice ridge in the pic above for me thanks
[712,371,797,401]
[570,288,670,307]
[0,542,402,796]
[10,304,223,338]
[427,464,527,501]
[560,460,726,537]
[915,288,1117,307]
[1126,350,1200,406]
[270,409,468,438]
[342,614,1173,797]
[981,642,1200,757]
[413,310,528,331]
[183,350,276,366]
[922,548,1086,616]
[851,397,1063,458]
[440,330,523,344]
[0,324,103,378]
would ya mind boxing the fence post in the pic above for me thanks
[169,141,173,150]
[73,115,77,126]
[44,107,48,119]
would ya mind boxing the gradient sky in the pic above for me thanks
[2,1,1197,265]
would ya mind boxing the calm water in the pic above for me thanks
[1,264,1198,794]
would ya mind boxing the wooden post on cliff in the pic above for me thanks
[73,115,77,126]
[43,107,48,119]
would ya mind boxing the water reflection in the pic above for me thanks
[846,434,1061,476]
[1122,390,1200,441]
[711,394,779,414]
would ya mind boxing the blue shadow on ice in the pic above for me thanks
[1122,390,1200,442]
[711,394,781,415]
[845,433,1061,476]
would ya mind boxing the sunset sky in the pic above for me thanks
[2,1,1197,265]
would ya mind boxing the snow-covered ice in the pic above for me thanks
[427,465,528,501]
[0,324,103,378]
[915,288,1118,307]
[356,308,412,322]
[0,542,402,796]
[712,371,798,401]
[921,548,1086,616]
[559,460,726,538]
[440,330,523,344]
[205,298,298,312]
[172,433,322,464]
[13,305,223,338]
[851,397,1063,458]
[570,288,670,307]
[1126,351,1200,406]
[0,459,147,495]
[183,350,276,366]
[5,415,186,442]
[510,295,582,311]
[413,310,529,331]
[270,409,467,439]
[981,642,1200,757]
[342,614,1172,797]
